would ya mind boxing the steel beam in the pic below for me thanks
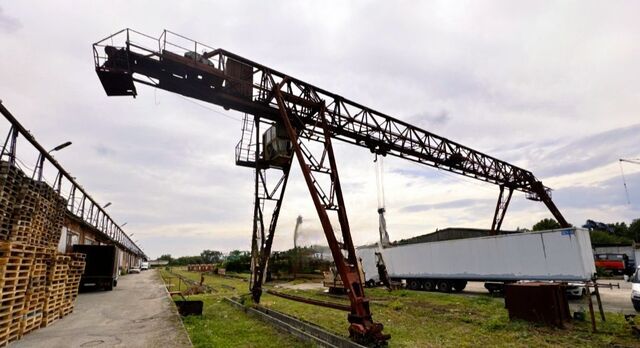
[274,90,388,345]
[491,185,514,233]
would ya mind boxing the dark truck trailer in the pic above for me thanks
[72,244,119,291]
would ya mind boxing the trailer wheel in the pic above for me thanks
[437,280,452,293]
[366,279,376,288]
[408,279,421,291]
[453,281,467,292]
[422,280,435,291]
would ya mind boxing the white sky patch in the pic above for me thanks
[0,1,638,257]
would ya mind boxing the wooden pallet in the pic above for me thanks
[0,296,25,319]
[0,162,24,241]
[0,294,24,347]
[40,311,59,328]
[37,183,66,249]
[19,310,42,336]
[43,278,65,316]
[0,314,22,347]
[59,304,73,317]
[69,253,86,261]
[0,242,36,259]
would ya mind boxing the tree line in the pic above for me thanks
[157,249,252,272]
[530,217,640,244]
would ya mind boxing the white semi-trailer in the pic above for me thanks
[357,227,596,293]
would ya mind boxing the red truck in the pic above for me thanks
[594,253,630,275]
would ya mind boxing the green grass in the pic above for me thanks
[159,269,309,348]
[162,269,639,347]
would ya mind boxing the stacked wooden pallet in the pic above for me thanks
[0,242,35,346]
[37,183,65,248]
[9,175,45,247]
[20,246,54,336]
[42,254,69,327]
[11,180,66,248]
[0,162,88,346]
[0,162,23,241]
[61,253,85,317]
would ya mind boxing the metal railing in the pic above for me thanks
[0,101,146,258]
[93,29,226,72]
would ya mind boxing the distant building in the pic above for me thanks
[394,227,519,246]
[149,260,170,267]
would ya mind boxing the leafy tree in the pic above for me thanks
[629,219,640,242]
[224,250,251,272]
[532,218,561,231]
[200,250,223,264]
[589,230,631,245]
[158,254,173,263]
[171,255,204,266]
[608,222,629,237]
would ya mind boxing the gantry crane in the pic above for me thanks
[93,29,569,345]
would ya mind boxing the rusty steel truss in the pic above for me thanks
[92,29,570,345]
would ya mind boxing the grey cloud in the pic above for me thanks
[533,123,640,177]
[0,7,20,33]
[553,172,640,210]
[406,109,450,128]
[94,144,115,157]
[402,198,492,213]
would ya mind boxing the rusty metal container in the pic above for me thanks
[225,58,253,99]
[504,282,571,327]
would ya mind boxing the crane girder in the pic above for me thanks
[95,32,552,196]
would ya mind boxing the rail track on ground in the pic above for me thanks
[224,297,365,348]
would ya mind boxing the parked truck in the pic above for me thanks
[72,244,119,291]
[357,227,596,293]
[594,253,632,275]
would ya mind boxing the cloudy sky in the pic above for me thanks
[1,1,638,258]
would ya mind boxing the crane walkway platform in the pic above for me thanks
[13,269,191,348]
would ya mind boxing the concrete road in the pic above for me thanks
[14,269,191,348]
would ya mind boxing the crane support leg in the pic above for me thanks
[274,89,389,345]
[530,181,570,228]
[490,185,514,233]
[249,118,294,303]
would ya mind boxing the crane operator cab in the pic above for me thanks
[263,124,293,167]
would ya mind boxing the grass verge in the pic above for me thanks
[163,268,639,347]
[159,268,309,348]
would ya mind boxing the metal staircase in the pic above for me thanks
[235,114,256,167]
